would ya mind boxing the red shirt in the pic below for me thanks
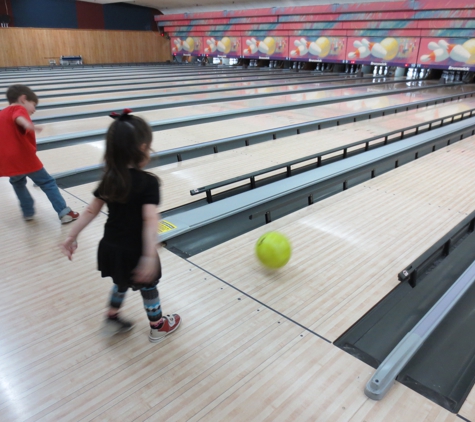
[0,105,43,177]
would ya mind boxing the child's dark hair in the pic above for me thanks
[98,111,153,203]
[6,84,39,105]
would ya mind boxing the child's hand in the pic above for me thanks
[133,256,159,283]
[34,125,43,133]
[60,236,78,260]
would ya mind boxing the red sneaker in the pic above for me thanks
[149,314,181,343]
[61,210,79,224]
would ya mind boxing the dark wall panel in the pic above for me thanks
[12,0,77,28]
[76,1,104,30]
[0,0,14,25]
[103,3,154,31]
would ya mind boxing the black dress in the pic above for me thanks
[94,169,161,290]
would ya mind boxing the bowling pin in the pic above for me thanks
[172,39,183,53]
[244,39,258,55]
[290,39,308,56]
[362,38,387,59]
[378,65,383,75]
[253,38,269,54]
[205,39,217,54]
[373,66,378,76]
[348,40,370,59]
[438,40,471,63]
[384,66,388,75]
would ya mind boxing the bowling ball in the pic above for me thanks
[463,39,475,64]
[255,231,292,269]
[185,37,195,52]
[264,37,276,55]
[381,37,399,61]
[316,37,331,57]
[221,37,232,54]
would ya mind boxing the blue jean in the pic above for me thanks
[9,167,70,219]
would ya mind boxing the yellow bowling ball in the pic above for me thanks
[462,39,475,64]
[263,37,276,55]
[185,37,195,52]
[221,37,232,54]
[380,37,399,60]
[255,231,292,269]
[316,37,331,57]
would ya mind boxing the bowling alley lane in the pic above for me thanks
[34,82,471,142]
[0,68,297,92]
[0,75,379,110]
[0,66,266,87]
[62,98,475,211]
[37,90,475,176]
[31,78,403,117]
[187,135,475,343]
[31,75,337,98]
[0,71,324,98]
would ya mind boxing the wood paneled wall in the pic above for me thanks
[0,28,171,67]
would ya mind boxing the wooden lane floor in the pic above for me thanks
[0,64,264,85]
[0,70,326,97]
[0,67,297,92]
[38,87,475,179]
[30,79,410,119]
[0,144,465,420]
[188,134,475,340]
[0,75,385,110]
[34,81,461,143]
[0,169,460,420]
[64,98,475,213]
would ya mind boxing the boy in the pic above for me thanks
[0,84,79,223]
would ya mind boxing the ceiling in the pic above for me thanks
[79,0,396,15]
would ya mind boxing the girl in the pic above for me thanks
[60,110,181,343]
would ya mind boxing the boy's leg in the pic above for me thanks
[9,174,35,219]
[27,167,77,221]
[142,286,181,343]
[104,284,134,334]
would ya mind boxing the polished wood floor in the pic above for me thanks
[1,65,474,421]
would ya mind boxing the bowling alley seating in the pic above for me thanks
[59,55,83,65]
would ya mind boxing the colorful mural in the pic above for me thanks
[241,36,288,59]
[162,0,475,68]
[204,36,241,58]
[419,37,475,70]
[289,36,346,62]
[346,37,419,65]
[170,36,203,56]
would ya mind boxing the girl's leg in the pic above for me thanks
[105,285,134,334]
[9,174,35,218]
[140,286,162,325]
[108,284,128,317]
[142,286,181,343]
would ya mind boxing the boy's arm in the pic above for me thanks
[15,116,42,133]
[60,197,105,260]
[15,116,35,132]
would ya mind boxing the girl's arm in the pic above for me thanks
[133,204,160,283]
[60,197,105,260]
